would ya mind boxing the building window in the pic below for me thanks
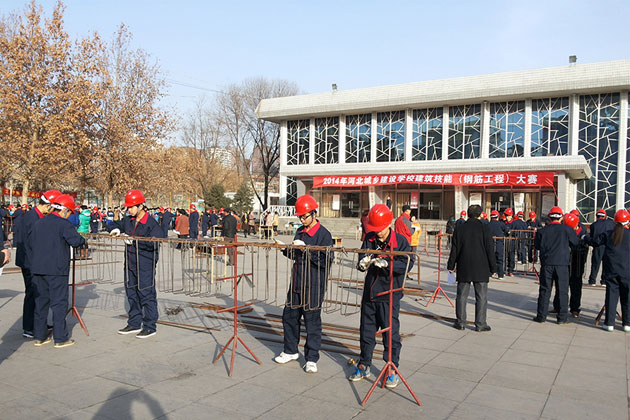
[531,97,569,157]
[376,111,405,162]
[286,177,298,206]
[412,108,442,161]
[489,101,525,158]
[448,104,481,159]
[287,120,309,165]
[345,114,371,163]
[314,117,339,164]
[577,93,620,220]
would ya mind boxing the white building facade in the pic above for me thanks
[257,60,630,222]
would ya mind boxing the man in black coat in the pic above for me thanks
[221,209,237,266]
[588,209,615,285]
[447,205,497,331]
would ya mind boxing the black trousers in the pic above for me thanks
[494,241,504,277]
[282,305,322,362]
[506,241,515,274]
[359,298,401,368]
[537,265,569,322]
[32,274,69,343]
[589,246,605,284]
[456,282,488,328]
[605,275,630,326]
[21,267,35,332]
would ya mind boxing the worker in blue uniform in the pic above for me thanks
[526,211,542,263]
[15,189,61,338]
[503,208,516,276]
[108,189,164,338]
[591,209,630,331]
[455,211,466,231]
[489,210,508,280]
[161,207,172,238]
[201,208,211,238]
[89,206,100,233]
[29,194,86,348]
[348,204,414,389]
[274,195,333,374]
[512,211,528,264]
[588,209,615,285]
[189,204,199,240]
[533,206,579,324]
[209,208,219,237]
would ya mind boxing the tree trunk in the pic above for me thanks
[21,178,30,205]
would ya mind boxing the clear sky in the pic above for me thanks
[3,0,629,122]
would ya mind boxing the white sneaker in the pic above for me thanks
[274,352,299,364]
[603,325,614,332]
[624,325,630,333]
[304,361,318,373]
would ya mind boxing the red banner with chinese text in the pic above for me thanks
[312,172,555,188]
[2,187,77,199]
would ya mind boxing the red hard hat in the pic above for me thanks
[190,203,196,210]
[460,211,466,217]
[504,208,513,216]
[367,204,393,232]
[481,212,487,219]
[41,189,62,204]
[8,205,14,210]
[295,194,318,217]
[490,210,499,218]
[548,206,563,219]
[159,206,164,212]
[53,194,76,211]
[21,203,28,209]
[570,209,579,217]
[529,211,536,219]
[123,189,145,207]
[563,213,579,229]
[596,209,606,218]
[516,211,524,218]
[614,209,630,224]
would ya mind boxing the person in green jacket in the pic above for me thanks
[77,206,91,258]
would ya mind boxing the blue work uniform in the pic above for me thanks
[511,218,529,264]
[28,213,86,342]
[281,221,333,363]
[534,221,579,322]
[189,211,199,240]
[90,212,100,233]
[504,219,517,275]
[455,218,466,231]
[588,218,615,285]
[108,212,164,333]
[161,211,172,237]
[15,206,45,334]
[201,211,210,237]
[357,230,414,368]
[489,219,509,278]
[527,218,543,263]
[209,213,218,237]
[553,225,589,314]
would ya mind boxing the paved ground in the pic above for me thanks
[0,234,628,420]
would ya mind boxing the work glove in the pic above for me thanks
[121,233,133,246]
[275,239,285,245]
[109,228,121,237]
[358,255,373,271]
[292,239,306,246]
[373,258,389,269]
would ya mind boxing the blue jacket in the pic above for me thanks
[534,222,579,266]
[590,218,615,246]
[15,207,46,269]
[489,220,509,241]
[209,213,218,226]
[189,211,199,235]
[108,212,164,274]
[359,230,414,302]
[28,213,86,276]
[591,227,630,279]
[282,221,333,308]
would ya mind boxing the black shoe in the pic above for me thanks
[571,311,580,318]
[475,325,491,332]
[136,329,156,339]
[452,322,465,330]
[532,316,545,323]
[118,325,142,335]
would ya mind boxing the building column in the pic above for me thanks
[279,121,288,205]
[405,109,412,162]
[556,173,575,212]
[454,186,467,214]
[338,115,346,164]
[370,112,377,163]
[309,118,315,165]
[524,99,532,158]
[480,101,490,158]
[568,94,580,155]
[279,175,287,205]
[618,91,628,209]
[442,106,449,160]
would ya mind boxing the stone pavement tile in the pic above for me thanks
[481,361,557,394]
[402,334,456,352]
[549,384,627,411]
[51,409,112,420]
[41,376,137,410]
[256,394,360,420]
[456,331,519,348]
[510,338,569,355]
[542,394,628,420]
[404,371,477,403]
[561,353,626,379]
[143,368,232,402]
[163,343,223,372]
[429,351,499,374]
[499,348,565,369]
[519,329,575,345]
[197,382,296,417]
[155,402,250,420]
[419,364,486,383]
[554,368,627,397]
[244,361,333,394]
[414,322,470,340]
[449,401,541,420]
[571,334,626,351]
[303,373,388,406]
[565,343,625,360]
[446,340,509,360]
[463,383,548,416]
[354,392,458,420]
[0,357,91,394]
[1,393,72,420]
[0,381,26,404]
[397,345,440,365]
[98,360,183,388]
[83,388,190,420]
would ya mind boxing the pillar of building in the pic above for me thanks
[454,186,468,214]
[618,91,628,209]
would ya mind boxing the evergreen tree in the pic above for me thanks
[204,184,231,209]
[232,182,254,214]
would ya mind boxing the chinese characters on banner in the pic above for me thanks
[312,172,555,188]
[2,187,78,199]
